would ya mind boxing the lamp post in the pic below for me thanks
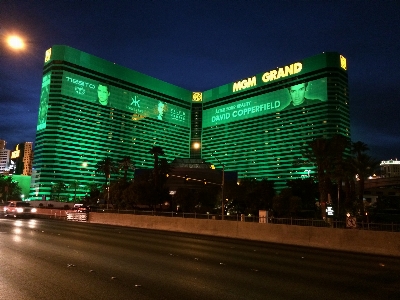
[107,174,110,210]
[221,164,224,220]
[6,35,25,50]
[1,34,26,55]
[212,155,225,220]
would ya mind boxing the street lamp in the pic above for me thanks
[7,35,25,50]
[212,155,225,220]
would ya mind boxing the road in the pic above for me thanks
[0,217,399,300]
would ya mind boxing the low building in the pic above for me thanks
[380,159,400,178]
[0,149,11,174]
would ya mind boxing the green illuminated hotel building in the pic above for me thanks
[30,45,349,200]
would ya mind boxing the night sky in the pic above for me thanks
[0,0,399,161]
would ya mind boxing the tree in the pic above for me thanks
[83,183,101,205]
[158,158,172,187]
[286,178,319,212]
[327,135,350,218]
[95,157,118,208]
[52,181,67,201]
[120,181,139,209]
[148,146,165,188]
[272,188,301,217]
[352,141,369,159]
[303,138,331,219]
[304,135,349,219]
[227,178,275,216]
[109,180,130,209]
[69,180,81,202]
[341,157,357,215]
[118,156,135,181]
[0,175,22,202]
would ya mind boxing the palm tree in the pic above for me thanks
[95,157,118,208]
[327,135,350,218]
[342,157,357,214]
[149,146,165,188]
[304,138,331,219]
[119,156,135,181]
[95,157,117,184]
[304,135,349,219]
[352,141,369,159]
[149,146,164,169]
[69,180,80,202]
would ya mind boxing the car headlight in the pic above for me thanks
[31,208,37,213]
[16,208,24,213]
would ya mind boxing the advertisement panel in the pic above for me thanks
[61,71,190,127]
[37,73,51,131]
[203,78,327,128]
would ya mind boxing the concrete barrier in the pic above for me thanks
[89,213,400,257]
[35,208,68,218]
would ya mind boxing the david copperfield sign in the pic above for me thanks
[204,77,327,127]
[209,99,281,123]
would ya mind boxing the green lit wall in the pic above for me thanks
[31,46,349,199]
[201,52,350,191]
[31,45,192,200]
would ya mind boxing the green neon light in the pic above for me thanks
[203,78,327,127]
[37,73,51,131]
[61,71,190,127]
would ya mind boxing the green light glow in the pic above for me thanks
[30,46,349,199]
[61,71,190,126]
[37,74,51,131]
[203,78,327,127]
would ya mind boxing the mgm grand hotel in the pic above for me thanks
[30,45,349,200]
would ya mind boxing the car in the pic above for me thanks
[3,201,37,218]
[66,204,88,221]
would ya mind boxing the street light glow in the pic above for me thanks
[7,35,25,50]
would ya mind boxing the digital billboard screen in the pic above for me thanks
[203,78,327,127]
[60,71,190,127]
[37,73,51,131]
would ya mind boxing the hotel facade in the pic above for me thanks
[30,45,349,200]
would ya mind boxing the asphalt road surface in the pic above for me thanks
[0,217,399,300]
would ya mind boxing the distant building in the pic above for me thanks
[0,148,11,174]
[11,142,33,176]
[380,159,400,178]
[0,139,6,150]
[363,160,400,207]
